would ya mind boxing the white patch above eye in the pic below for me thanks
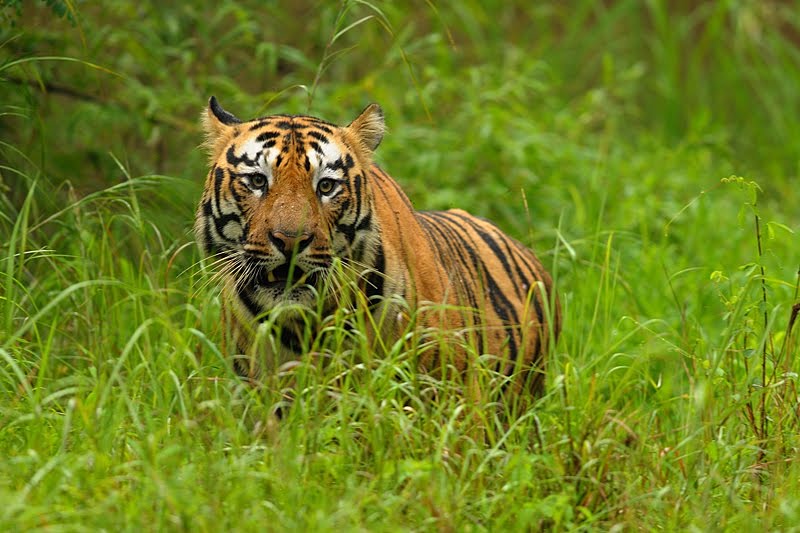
[308,142,344,186]
[310,139,343,167]
[239,137,266,163]
[235,136,277,187]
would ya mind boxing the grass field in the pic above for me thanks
[2,1,800,530]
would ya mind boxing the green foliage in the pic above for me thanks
[1,0,76,26]
[2,0,800,530]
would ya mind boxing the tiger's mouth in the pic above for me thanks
[252,262,322,291]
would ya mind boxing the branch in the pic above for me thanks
[1,74,197,132]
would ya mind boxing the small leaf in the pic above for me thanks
[710,270,728,282]
[766,221,794,239]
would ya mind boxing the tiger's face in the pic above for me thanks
[195,98,386,313]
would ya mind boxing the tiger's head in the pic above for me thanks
[195,97,386,313]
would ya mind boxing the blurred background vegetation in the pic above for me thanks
[4,1,800,208]
[2,0,800,529]
[3,0,798,344]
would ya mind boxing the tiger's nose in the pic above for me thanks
[269,230,313,254]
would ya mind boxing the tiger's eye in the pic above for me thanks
[318,178,336,195]
[249,173,267,189]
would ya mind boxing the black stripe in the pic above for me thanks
[426,211,520,360]
[355,210,372,232]
[351,238,366,260]
[326,189,344,202]
[372,171,407,245]
[236,286,262,318]
[335,175,366,245]
[212,213,241,244]
[227,173,245,203]
[202,198,214,217]
[248,120,270,131]
[327,154,355,177]
[226,146,257,167]
[335,222,357,244]
[212,166,225,215]
[307,252,331,267]
[438,212,520,324]
[364,243,385,303]
[256,131,280,142]
[308,130,328,142]
[350,173,363,227]
[446,211,524,301]
[496,237,548,337]
[202,217,215,254]
[415,214,456,299]
[372,167,414,211]
[307,122,334,134]
[417,212,482,308]
[417,212,484,357]
[505,241,539,297]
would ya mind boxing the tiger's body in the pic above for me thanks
[195,98,560,397]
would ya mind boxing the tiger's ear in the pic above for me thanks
[202,96,241,158]
[346,103,385,153]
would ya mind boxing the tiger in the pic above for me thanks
[195,96,560,400]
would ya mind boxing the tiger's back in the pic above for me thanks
[195,98,560,398]
[366,165,559,394]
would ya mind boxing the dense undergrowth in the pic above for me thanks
[2,1,800,530]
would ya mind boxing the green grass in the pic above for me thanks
[2,1,800,530]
